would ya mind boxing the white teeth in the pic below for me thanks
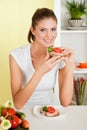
[44,39,52,43]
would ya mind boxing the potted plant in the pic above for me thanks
[66,0,87,27]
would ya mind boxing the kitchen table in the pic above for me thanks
[22,105,87,130]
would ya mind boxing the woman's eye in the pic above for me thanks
[40,29,45,32]
[51,28,57,31]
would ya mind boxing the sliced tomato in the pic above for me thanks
[47,106,55,113]
[53,47,63,53]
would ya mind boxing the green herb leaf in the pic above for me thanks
[48,46,53,52]
[42,106,48,112]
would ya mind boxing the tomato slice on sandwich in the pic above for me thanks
[48,47,63,53]
[47,106,55,113]
[53,47,63,53]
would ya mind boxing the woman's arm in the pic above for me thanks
[58,48,74,106]
[9,54,64,109]
[9,55,45,109]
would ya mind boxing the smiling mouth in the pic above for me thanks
[44,39,53,43]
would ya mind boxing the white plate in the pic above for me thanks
[33,105,65,119]
[65,26,87,30]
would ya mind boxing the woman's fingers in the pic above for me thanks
[39,55,65,75]
[62,48,73,56]
[50,56,64,66]
[46,55,64,65]
[49,51,63,57]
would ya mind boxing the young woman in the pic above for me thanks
[9,8,74,110]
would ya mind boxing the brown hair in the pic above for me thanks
[28,8,57,43]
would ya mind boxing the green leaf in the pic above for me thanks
[48,46,53,52]
[66,0,87,19]
[42,106,48,112]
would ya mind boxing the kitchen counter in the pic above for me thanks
[21,105,87,130]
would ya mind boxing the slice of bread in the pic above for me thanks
[46,109,60,117]
[40,107,60,117]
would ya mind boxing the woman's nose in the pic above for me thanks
[46,30,52,37]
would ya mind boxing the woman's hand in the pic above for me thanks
[37,54,64,76]
[61,47,74,64]
[48,47,74,63]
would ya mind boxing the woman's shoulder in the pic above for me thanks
[10,44,30,54]
[9,43,31,69]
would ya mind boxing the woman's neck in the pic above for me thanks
[30,43,47,58]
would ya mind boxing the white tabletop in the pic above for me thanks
[22,105,87,130]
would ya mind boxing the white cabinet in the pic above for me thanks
[54,0,87,72]
[54,0,87,105]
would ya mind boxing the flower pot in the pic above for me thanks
[76,94,84,105]
[68,19,84,27]
[74,77,87,105]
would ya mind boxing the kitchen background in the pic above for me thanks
[59,0,87,105]
[0,0,54,104]
[0,0,87,105]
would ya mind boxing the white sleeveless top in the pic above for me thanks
[10,44,65,106]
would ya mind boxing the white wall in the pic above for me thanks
[61,33,87,63]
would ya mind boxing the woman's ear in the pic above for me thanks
[30,26,34,35]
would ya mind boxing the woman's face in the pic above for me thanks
[32,18,57,47]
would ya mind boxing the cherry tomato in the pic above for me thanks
[2,108,16,117]
[53,47,63,53]
[47,106,55,113]
[1,108,8,116]
[22,119,29,128]
[7,115,20,128]
[7,108,16,116]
